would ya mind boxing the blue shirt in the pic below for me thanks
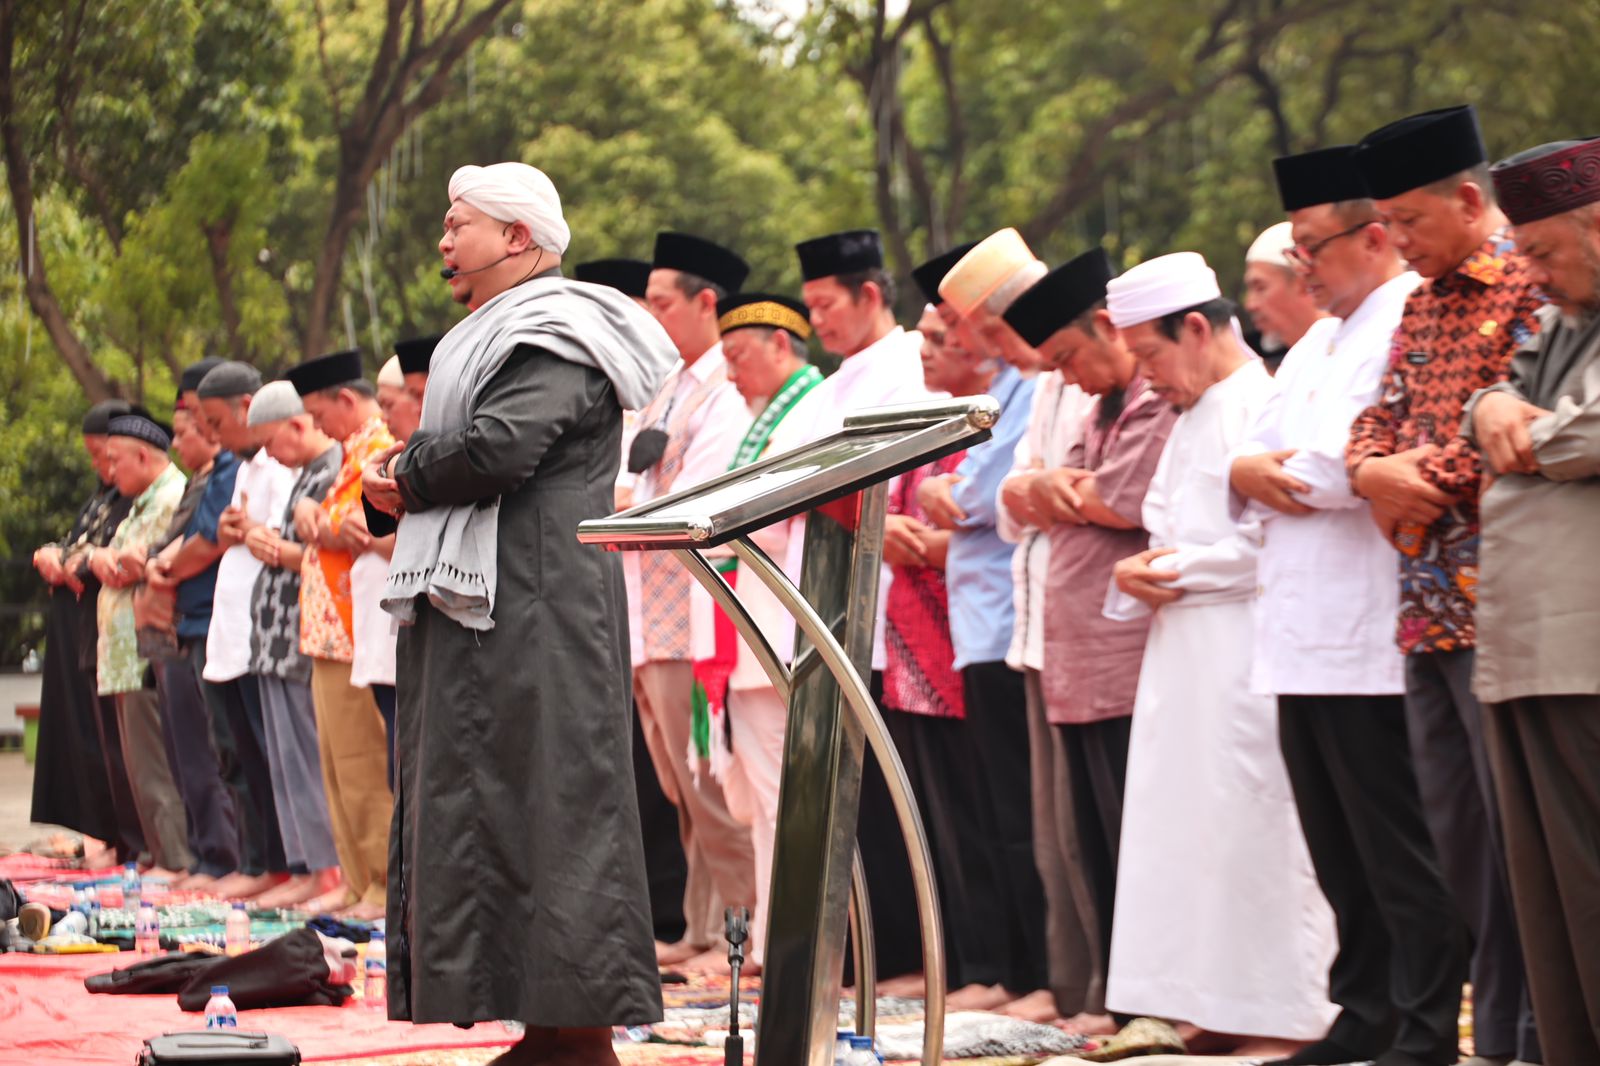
[176,450,241,641]
[946,366,1035,669]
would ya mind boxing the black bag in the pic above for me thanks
[138,1030,300,1065]
[87,929,350,1011]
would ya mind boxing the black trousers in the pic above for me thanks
[94,689,147,862]
[1404,650,1539,1062]
[1487,694,1600,1066]
[1278,694,1468,1064]
[153,646,239,878]
[194,644,286,877]
[373,684,397,789]
[631,701,688,945]
[882,705,993,989]
[849,670,924,981]
[1056,714,1131,1001]
[962,662,1049,994]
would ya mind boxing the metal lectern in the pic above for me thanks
[578,397,1000,1066]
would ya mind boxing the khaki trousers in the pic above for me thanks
[309,658,392,907]
[115,688,194,873]
[634,660,756,949]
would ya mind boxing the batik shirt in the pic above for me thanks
[883,451,967,719]
[96,463,187,694]
[1345,232,1543,654]
[252,444,341,681]
[302,415,393,661]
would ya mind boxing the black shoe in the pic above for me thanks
[1262,1039,1376,1066]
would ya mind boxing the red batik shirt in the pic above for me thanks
[883,452,967,719]
[1345,232,1543,654]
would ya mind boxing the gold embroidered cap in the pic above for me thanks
[717,292,813,341]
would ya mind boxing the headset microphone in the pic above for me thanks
[439,252,514,280]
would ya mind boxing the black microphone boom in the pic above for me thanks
[440,252,514,280]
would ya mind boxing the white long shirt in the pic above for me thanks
[997,370,1095,672]
[1232,271,1419,696]
[769,326,932,672]
[625,344,749,667]
[203,447,293,683]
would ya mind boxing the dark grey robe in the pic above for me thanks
[387,346,662,1028]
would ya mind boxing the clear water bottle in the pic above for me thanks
[204,985,238,1029]
[87,899,101,939]
[135,901,159,955]
[122,862,142,912]
[364,929,387,1010]
[847,1035,883,1064]
[225,902,250,956]
[834,1030,856,1064]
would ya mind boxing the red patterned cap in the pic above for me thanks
[1491,137,1600,225]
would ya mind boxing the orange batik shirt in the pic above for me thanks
[301,414,395,661]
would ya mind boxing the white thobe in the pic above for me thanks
[768,326,934,672]
[997,370,1095,672]
[1103,359,1337,1039]
[1233,271,1419,695]
[203,448,294,683]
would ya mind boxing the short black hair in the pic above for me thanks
[673,271,729,305]
[835,267,896,308]
[314,379,377,401]
[1426,162,1495,204]
[1153,297,1238,342]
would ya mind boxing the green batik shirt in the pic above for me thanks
[97,462,187,695]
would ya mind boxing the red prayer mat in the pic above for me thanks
[0,953,515,1064]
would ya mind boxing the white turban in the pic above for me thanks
[377,355,404,388]
[448,162,571,255]
[1107,252,1223,328]
[1245,221,1295,269]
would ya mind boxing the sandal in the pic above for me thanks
[1077,1017,1187,1061]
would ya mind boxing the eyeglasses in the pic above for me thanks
[1286,222,1372,266]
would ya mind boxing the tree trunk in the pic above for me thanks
[203,219,247,362]
[302,174,368,359]
[0,0,115,401]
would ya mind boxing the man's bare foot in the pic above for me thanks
[997,988,1061,1023]
[211,872,288,900]
[342,900,386,922]
[143,866,185,883]
[947,983,1015,1011]
[1229,1036,1305,1057]
[305,886,355,914]
[490,1027,617,1065]
[174,872,220,893]
[874,972,930,997]
[85,846,121,871]
[254,874,312,909]
[677,948,732,974]
[1055,1011,1119,1036]
[655,939,700,966]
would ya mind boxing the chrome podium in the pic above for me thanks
[578,397,999,1066]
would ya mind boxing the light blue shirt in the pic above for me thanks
[947,365,1036,669]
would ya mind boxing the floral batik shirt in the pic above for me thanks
[301,415,394,661]
[1345,232,1544,654]
[97,462,187,694]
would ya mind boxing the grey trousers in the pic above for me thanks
[1405,650,1538,1062]
[1025,668,1104,1016]
[114,687,194,872]
[257,674,339,872]
[633,660,755,949]
[1487,694,1600,1066]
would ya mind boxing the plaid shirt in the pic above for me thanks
[1345,232,1543,654]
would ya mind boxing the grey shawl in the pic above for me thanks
[382,275,676,630]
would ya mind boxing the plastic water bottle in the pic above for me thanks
[225,902,250,956]
[847,1035,883,1064]
[135,901,159,955]
[364,929,387,1010]
[834,1030,856,1064]
[87,898,101,939]
[204,985,238,1029]
[122,862,142,912]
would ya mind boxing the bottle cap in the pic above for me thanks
[125,862,138,871]
[850,1036,875,1049]
[232,901,246,910]
[139,901,153,909]
[211,985,229,996]
[369,928,385,940]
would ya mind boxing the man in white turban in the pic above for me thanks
[1102,253,1337,1054]
[364,161,677,1064]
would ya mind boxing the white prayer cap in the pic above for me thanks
[938,228,1043,316]
[377,355,404,388]
[1245,221,1295,269]
[448,162,571,255]
[1107,252,1223,329]
[246,380,304,427]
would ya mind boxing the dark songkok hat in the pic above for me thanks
[196,360,263,400]
[82,399,132,435]
[179,356,226,393]
[652,233,749,294]
[107,407,173,450]
[575,258,652,299]
[286,350,364,397]
[795,229,884,282]
[394,334,442,376]
[1492,137,1600,225]
[1353,105,1486,200]
[716,292,812,341]
[1273,146,1368,212]
[1002,248,1115,349]
[911,242,979,305]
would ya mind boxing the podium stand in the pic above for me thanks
[579,396,999,1066]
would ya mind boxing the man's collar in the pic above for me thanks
[684,341,725,383]
[1447,230,1517,289]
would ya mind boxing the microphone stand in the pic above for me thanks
[724,906,749,1066]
